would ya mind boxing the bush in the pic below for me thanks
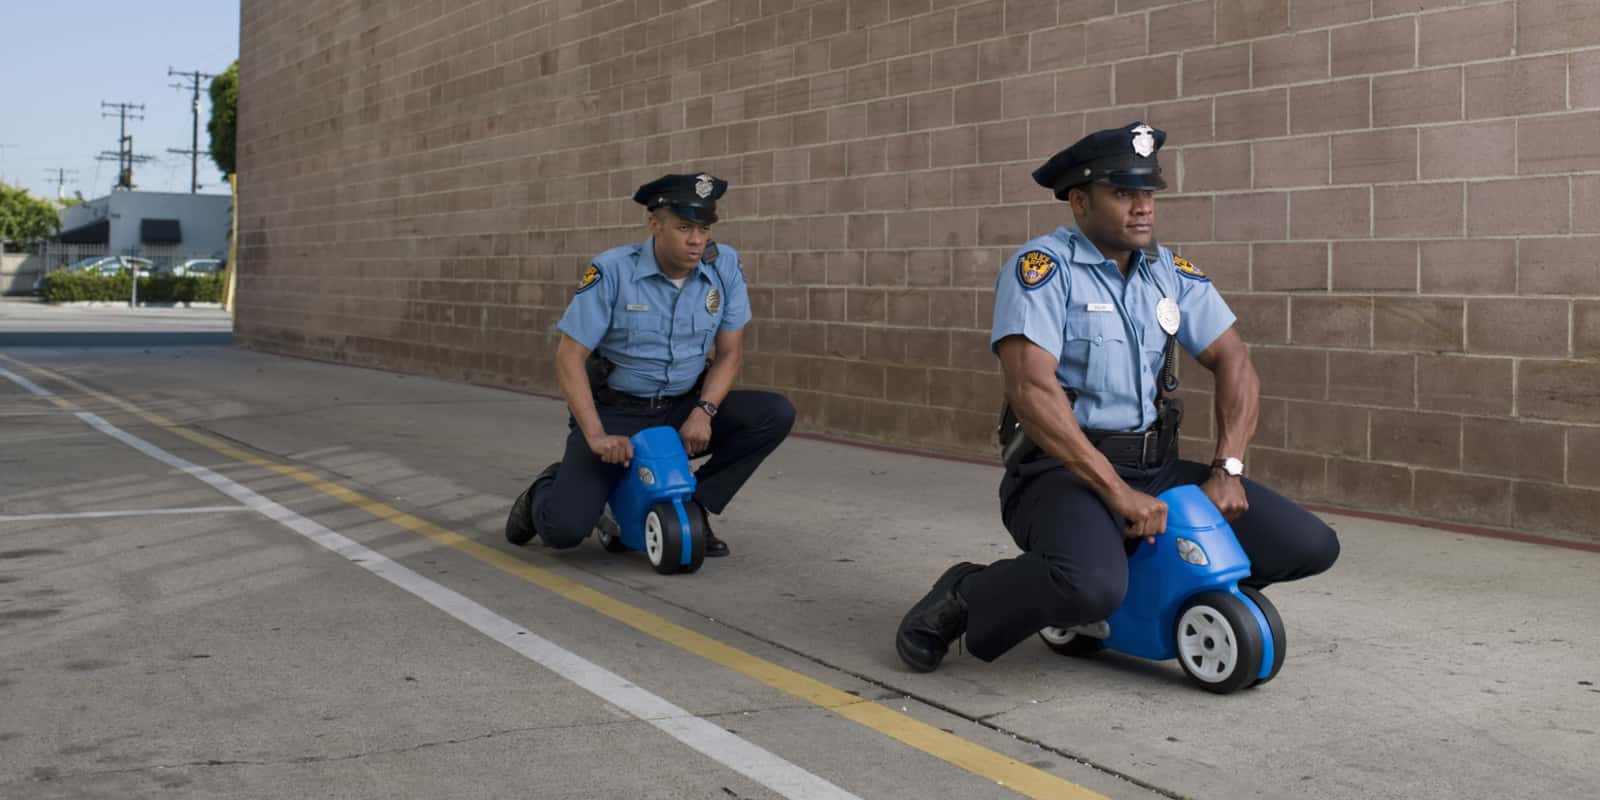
[40,270,226,304]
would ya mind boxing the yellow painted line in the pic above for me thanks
[0,353,1109,800]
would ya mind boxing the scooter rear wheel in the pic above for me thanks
[595,510,628,553]
[1174,591,1264,694]
[1038,627,1106,657]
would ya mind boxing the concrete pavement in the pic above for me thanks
[2,299,1596,799]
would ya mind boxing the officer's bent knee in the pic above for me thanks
[1044,563,1125,622]
[770,395,796,432]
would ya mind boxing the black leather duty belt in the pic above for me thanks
[1085,427,1169,469]
[593,386,691,411]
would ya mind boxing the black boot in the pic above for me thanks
[505,463,559,546]
[895,562,984,672]
[698,503,729,557]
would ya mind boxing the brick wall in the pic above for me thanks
[236,0,1600,541]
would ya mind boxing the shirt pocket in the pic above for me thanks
[1064,312,1128,395]
[617,313,667,352]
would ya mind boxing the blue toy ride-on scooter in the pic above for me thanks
[593,426,708,575]
[1037,484,1285,694]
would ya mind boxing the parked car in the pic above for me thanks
[33,256,154,294]
[168,258,223,276]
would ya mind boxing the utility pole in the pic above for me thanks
[43,168,80,200]
[167,68,216,193]
[100,101,153,191]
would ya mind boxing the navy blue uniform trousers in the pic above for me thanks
[958,458,1341,662]
[532,390,795,549]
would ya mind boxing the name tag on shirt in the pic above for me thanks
[625,304,649,312]
[1085,303,1115,312]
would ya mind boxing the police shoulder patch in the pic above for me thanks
[576,264,602,294]
[1016,250,1060,291]
[1173,255,1209,282]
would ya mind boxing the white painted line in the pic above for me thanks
[70,410,861,800]
[0,366,56,397]
[0,506,252,522]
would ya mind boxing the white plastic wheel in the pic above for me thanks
[644,510,665,567]
[1176,603,1239,684]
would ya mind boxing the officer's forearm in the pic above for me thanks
[1011,379,1124,500]
[698,348,740,407]
[1210,348,1259,462]
[555,339,606,441]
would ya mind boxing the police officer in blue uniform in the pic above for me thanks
[895,123,1340,672]
[505,173,795,558]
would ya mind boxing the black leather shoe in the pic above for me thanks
[699,505,729,557]
[505,463,558,546]
[896,562,984,673]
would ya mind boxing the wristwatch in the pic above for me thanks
[696,400,719,418]
[1211,457,1244,477]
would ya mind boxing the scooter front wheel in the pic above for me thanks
[1239,586,1285,687]
[1174,591,1263,694]
[644,501,705,575]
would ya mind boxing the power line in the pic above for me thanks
[43,168,80,200]
[167,68,217,193]
[99,101,154,191]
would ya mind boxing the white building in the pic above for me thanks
[58,190,231,260]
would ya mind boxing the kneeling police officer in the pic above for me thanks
[895,123,1341,672]
[506,173,795,558]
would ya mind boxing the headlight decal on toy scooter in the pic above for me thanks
[1177,537,1208,566]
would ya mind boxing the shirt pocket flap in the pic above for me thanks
[1066,312,1127,345]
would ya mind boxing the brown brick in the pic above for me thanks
[1085,13,1147,64]
[1116,56,1179,104]
[1247,447,1328,502]
[955,82,1004,124]
[979,34,1032,81]
[1253,346,1328,400]
[1216,89,1288,141]
[1413,470,1513,528]
[1374,298,1464,352]
[1328,458,1413,512]
[931,126,977,167]
[1155,195,1215,243]
[1461,418,1567,483]
[1216,192,1287,241]
[1373,68,1462,126]
[1291,0,1368,30]
[1569,426,1600,487]
[1468,177,1570,236]
[1329,350,1416,407]
[1216,0,1288,43]
[1287,401,1370,457]
[1001,73,1055,119]
[1419,121,1515,179]
[1518,359,1600,424]
[810,287,848,321]
[1332,129,1416,185]
[1291,79,1370,135]
[930,44,979,89]
[1576,176,1600,233]
[1252,31,1328,87]
[1055,65,1113,110]
[1254,136,1329,188]
[956,0,1005,44]
[1417,354,1514,415]
[1468,298,1569,357]
[1419,239,1516,295]
[1517,0,1600,54]
[1230,294,1289,344]
[1292,296,1372,347]
[978,121,1028,163]
[1293,187,1370,239]
[1519,112,1600,175]
[1519,237,1600,296]
[1184,43,1251,97]
[1005,0,1058,33]
[1182,143,1251,192]
[1169,242,1250,288]
[1150,0,1214,54]
[1332,241,1417,292]
[1029,25,1087,72]
[1374,183,1463,238]
[1149,97,1215,146]
[889,55,932,97]
[1252,242,1327,291]
[1331,17,1414,77]
[1372,409,1461,468]
[1577,301,1600,358]
[1466,55,1568,119]
[1574,49,1600,109]
[1512,481,1600,542]
[1419,2,1515,66]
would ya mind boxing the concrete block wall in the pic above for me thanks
[236,0,1600,540]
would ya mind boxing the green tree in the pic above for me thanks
[208,61,238,177]
[0,182,60,242]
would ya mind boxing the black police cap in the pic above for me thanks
[633,172,728,225]
[1032,122,1168,200]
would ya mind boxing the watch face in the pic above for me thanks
[1225,457,1243,475]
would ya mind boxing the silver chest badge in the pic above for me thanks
[1156,297,1181,336]
[705,287,721,314]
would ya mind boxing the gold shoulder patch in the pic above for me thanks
[1173,255,1209,282]
[576,264,601,293]
[1016,250,1060,290]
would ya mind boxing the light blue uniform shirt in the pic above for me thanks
[558,238,751,397]
[990,226,1236,432]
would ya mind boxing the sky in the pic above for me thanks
[0,1,240,201]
